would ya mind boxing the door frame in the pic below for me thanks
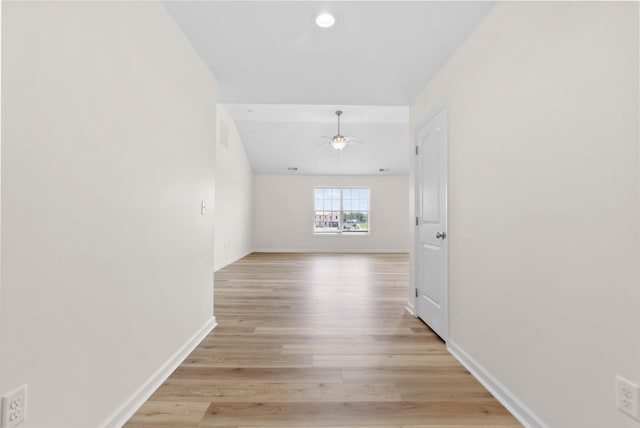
[414,100,449,341]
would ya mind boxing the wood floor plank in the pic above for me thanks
[313,355,461,368]
[126,253,521,427]
[281,343,448,355]
[253,327,422,336]
[165,367,344,385]
[150,382,402,403]
[342,367,476,384]
[237,426,402,428]
[199,401,519,426]
[125,401,210,426]
[401,426,523,428]
[183,354,313,368]
[234,426,522,428]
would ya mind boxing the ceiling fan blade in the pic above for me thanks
[315,141,329,147]
[320,136,333,139]
[344,136,363,144]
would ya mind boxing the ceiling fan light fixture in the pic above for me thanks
[315,13,335,28]
[330,136,347,151]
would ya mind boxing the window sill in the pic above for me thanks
[314,232,370,237]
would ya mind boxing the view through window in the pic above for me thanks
[314,188,369,234]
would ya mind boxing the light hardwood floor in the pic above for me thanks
[125,252,521,427]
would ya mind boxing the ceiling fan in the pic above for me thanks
[319,110,361,151]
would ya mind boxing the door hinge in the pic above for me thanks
[415,288,418,298]
[415,216,419,226]
[415,146,419,155]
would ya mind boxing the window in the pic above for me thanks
[314,188,369,234]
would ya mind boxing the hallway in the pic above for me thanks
[126,253,521,427]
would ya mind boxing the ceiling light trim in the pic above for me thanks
[315,13,335,28]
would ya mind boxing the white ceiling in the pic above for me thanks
[225,104,409,175]
[164,1,494,175]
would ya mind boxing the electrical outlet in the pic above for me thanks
[617,376,640,421]
[1,385,27,428]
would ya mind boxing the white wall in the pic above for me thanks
[214,106,253,270]
[1,2,218,427]
[254,175,409,252]
[0,0,3,315]
[410,2,639,428]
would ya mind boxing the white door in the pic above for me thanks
[415,104,448,340]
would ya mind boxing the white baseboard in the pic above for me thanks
[99,317,217,428]
[252,248,409,254]
[214,249,253,271]
[405,303,416,316]
[447,340,548,428]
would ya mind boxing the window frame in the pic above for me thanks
[313,187,370,235]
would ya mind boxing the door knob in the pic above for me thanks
[435,232,447,239]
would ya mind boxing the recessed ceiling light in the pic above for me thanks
[315,13,335,28]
